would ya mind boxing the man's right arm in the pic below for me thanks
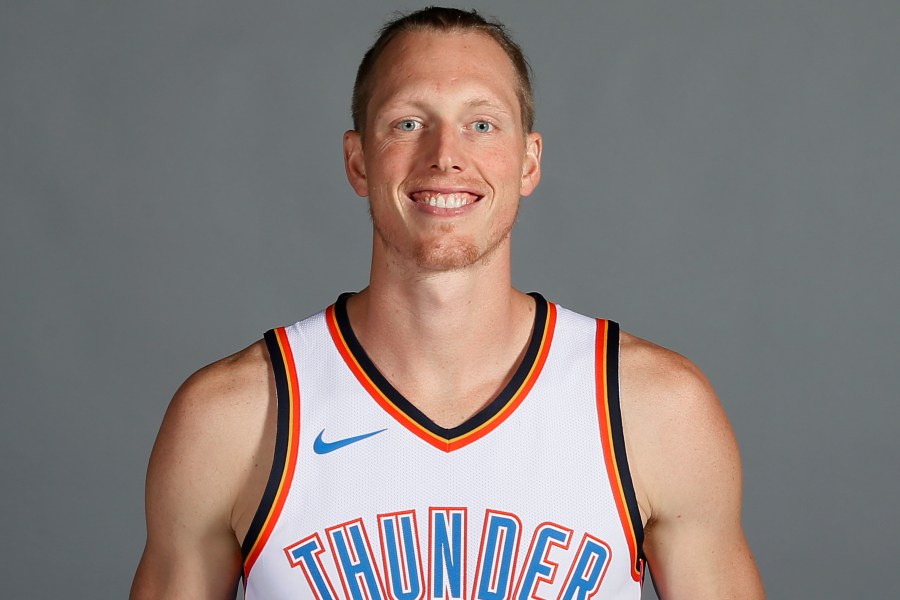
[130,342,274,599]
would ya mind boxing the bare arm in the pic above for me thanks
[621,335,765,599]
[131,342,274,599]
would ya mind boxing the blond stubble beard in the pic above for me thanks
[369,203,519,273]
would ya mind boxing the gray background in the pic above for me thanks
[2,1,898,598]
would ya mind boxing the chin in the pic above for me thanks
[414,241,481,272]
[413,228,515,272]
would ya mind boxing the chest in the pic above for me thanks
[242,305,645,599]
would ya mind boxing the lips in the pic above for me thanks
[408,191,481,209]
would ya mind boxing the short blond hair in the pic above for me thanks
[351,7,535,136]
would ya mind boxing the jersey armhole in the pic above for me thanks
[596,319,646,583]
[241,328,302,581]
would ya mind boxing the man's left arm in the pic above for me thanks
[621,337,765,599]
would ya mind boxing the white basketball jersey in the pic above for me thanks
[241,293,645,599]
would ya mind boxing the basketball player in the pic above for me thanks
[131,8,765,599]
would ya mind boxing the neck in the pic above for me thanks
[353,234,527,346]
[344,241,536,425]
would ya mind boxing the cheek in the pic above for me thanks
[365,145,415,183]
[486,154,526,191]
[482,140,526,174]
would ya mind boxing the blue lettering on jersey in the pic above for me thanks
[516,523,572,599]
[328,519,385,600]
[284,533,339,600]
[560,535,612,600]
[284,509,621,599]
[429,508,467,599]
[379,511,424,600]
[475,511,521,600]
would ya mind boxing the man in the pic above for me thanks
[131,7,764,599]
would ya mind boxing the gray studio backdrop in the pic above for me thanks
[2,1,898,598]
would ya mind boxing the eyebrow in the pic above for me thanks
[376,95,514,119]
[464,97,513,115]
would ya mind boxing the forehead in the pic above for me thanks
[368,29,521,113]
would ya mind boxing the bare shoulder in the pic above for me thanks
[157,340,273,479]
[153,339,276,535]
[617,330,739,524]
[616,331,764,598]
[166,339,273,431]
[618,330,718,409]
[131,340,276,599]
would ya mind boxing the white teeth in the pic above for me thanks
[418,193,472,208]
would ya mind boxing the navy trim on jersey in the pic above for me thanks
[605,321,646,564]
[241,330,292,562]
[333,292,549,442]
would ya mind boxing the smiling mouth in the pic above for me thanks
[409,191,481,209]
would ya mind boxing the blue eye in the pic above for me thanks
[472,121,493,133]
[397,120,421,131]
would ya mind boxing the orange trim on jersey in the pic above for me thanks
[326,302,557,453]
[595,319,643,582]
[243,327,302,578]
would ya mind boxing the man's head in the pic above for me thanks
[342,7,542,274]
[351,7,534,137]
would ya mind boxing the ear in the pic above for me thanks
[520,131,542,197]
[343,130,368,197]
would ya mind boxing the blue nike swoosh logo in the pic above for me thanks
[313,428,387,455]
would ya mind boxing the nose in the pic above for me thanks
[428,124,466,173]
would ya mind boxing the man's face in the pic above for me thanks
[343,29,542,273]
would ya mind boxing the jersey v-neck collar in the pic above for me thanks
[325,292,557,452]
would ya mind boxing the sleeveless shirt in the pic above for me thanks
[241,293,644,599]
